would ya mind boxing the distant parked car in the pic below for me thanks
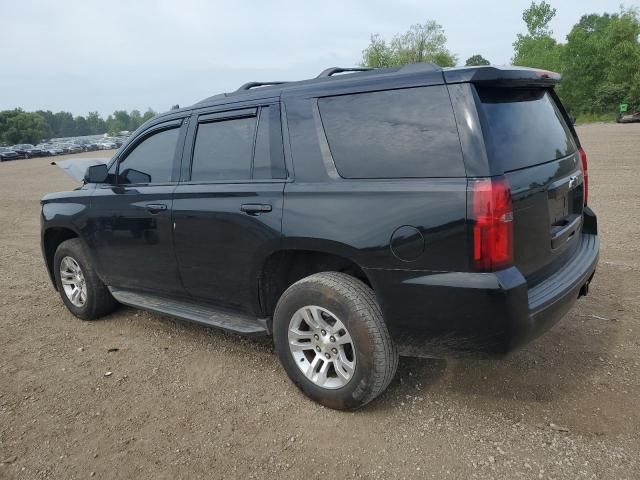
[11,144,41,158]
[38,144,65,156]
[27,146,43,157]
[71,140,98,152]
[0,147,20,161]
[52,144,71,154]
[97,140,117,150]
[61,143,83,154]
[82,143,100,152]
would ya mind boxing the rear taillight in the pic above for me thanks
[470,176,514,272]
[578,147,588,206]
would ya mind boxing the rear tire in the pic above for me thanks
[273,272,398,410]
[53,238,118,320]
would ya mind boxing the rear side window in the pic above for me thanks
[253,106,287,179]
[318,86,464,178]
[191,117,256,181]
[476,87,576,172]
[190,105,286,181]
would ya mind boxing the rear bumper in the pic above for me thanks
[366,232,599,358]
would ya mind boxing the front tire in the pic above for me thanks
[273,272,398,410]
[53,238,118,320]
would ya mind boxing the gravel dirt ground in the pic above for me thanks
[1,123,639,480]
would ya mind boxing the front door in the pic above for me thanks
[172,102,287,314]
[88,119,187,295]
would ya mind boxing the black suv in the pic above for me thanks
[41,64,599,410]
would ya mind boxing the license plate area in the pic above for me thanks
[547,172,583,248]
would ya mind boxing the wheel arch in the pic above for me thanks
[42,226,82,289]
[256,247,372,320]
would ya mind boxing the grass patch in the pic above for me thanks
[574,112,617,125]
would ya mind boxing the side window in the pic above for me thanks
[191,116,256,181]
[253,106,287,179]
[117,127,180,184]
[317,86,464,178]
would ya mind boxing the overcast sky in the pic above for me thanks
[0,0,633,116]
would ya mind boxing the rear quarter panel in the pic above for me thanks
[281,92,468,272]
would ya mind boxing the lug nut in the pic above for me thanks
[330,336,336,342]
[331,348,338,354]
[321,329,326,336]
[314,334,319,340]
[315,346,321,352]
[324,353,331,359]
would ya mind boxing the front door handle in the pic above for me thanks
[240,204,272,215]
[146,203,168,214]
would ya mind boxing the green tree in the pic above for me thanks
[106,110,131,135]
[75,116,90,136]
[128,109,142,131]
[522,0,556,37]
[35,110,55,138]
[142,108,157,123]
[361,21,457,68]
[53,111,76,137]
[560,8,640,113]
[465,54,490,66]
[512,1,563,72]
[0,110,49,144]
[86,111,106,135]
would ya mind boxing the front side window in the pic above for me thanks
[117,126,180,184]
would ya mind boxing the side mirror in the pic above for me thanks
[84,163,109,183]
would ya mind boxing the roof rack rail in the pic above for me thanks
[235,81,288,92]
[316,67,374,78]
[398,62,441,73]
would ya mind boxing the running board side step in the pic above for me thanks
[109,288,269,336]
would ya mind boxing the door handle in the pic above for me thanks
[240,204,272,215]
[146,203,168,214]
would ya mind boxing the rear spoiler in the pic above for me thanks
[443,65,561,87]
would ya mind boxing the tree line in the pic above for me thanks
[361,2,640,120]
[0,108,157,145]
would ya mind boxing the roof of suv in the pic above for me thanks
[192,63,561,108]
[142,63,562,128]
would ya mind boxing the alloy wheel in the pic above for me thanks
[287,305,356,389]
[59,256,87,307]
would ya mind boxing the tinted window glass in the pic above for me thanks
[117,127,179,184]
[191,116,256,181]
[253,106,286,179]
[477,87,576,171]
[318,86,464,178]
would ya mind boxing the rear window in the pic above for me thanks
[477,87,576,172]
[318,86,464,178]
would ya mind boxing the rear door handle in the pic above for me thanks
[146,203,168,214]
[240,203,272,215]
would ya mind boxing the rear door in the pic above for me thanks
[475,86,584,283]
[172,101,286,314]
